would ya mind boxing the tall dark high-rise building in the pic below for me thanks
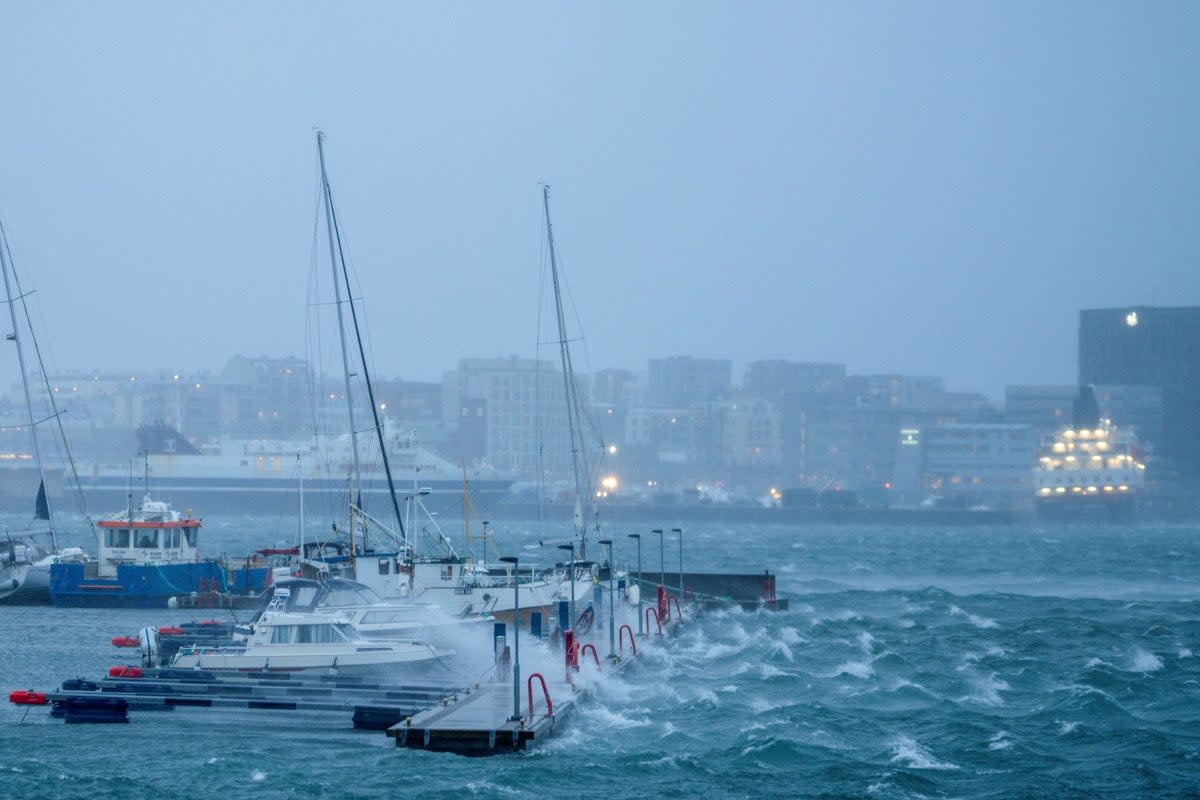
[1079,306,1200,477]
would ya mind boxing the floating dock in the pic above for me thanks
[389,678,578,755]
[13,573,773,755]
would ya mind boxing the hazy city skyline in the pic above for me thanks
[1,3,1196,403]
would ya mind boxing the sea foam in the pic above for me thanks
[889,736,960,770]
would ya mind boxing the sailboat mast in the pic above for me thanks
[315,132,407,543]
[0,219,55,550]
[317,131,363,559]
[541,186,590,559]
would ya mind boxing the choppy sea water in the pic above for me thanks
[2,513,1198,799]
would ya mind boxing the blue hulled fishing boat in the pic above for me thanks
[49,494,270,608]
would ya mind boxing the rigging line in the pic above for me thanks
[533,194,551,541]
[304,182,327,475]
[0,218,62,545]
[319,136,406,541]
[542,186,592,557]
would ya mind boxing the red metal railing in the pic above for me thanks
[580,642,600,668]
[619,624,637,655]
[527,672,553,720]
[645,606,663,636]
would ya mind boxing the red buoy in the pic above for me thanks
[9,690,48,705]
[111,636,139,648]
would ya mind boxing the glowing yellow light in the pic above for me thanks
[608,445,618,454]
[1103,486,1114,492]
[1055,487,1066,494]
[600,475,619,492]
[1126,310,1138,327]
[1119,485,1128,491]
[1039,488,1051,495]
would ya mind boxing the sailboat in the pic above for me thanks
[0,216,88,604]
[540,185,605,563]
[300,135,591,625]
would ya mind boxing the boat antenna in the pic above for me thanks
[542,185,591,560]
[0,218,55,550]
[315,131,407,541]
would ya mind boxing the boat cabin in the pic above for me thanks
[95,495,202,578]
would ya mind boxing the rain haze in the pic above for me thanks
[0,2,1197,399]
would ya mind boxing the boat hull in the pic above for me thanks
[169,645,448,675]
[1034,493,1137,522]
[50,561,271,608]
[0,556,53,605]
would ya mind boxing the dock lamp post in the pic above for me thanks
[627,533,643,635]
[557,543,576,631]
[673,528,684,604]
[598,539,615,660]
[652,529,664,587]
[498,556,520,722]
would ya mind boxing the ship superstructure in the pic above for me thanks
[1033,386,1145,520]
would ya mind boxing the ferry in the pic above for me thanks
[1032,387,1146,521]
[49,495,271,608]
[68,422,514,513]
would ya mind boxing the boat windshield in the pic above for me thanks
[323,585,383,607]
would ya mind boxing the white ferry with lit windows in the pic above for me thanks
[1032,387,1145,521]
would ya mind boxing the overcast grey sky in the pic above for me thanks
[0,2,1196,402]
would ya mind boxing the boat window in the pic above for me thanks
[325,588,364,607]
[334,623,360,641]
[270,625,295,644]
[378,558,390,576]
[294,624,328,643]
[106,529,131,548]
[137,530,159,549]
[290,586,320,608]
[167,529,180,548]
[184,527,198,547]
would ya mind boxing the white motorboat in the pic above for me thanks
[251,577,478,643]
[168,588,453,676]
